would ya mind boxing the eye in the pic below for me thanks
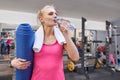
[48,12,58,16]
[48,12,54,15]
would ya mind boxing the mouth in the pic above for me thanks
[52,20,57,24]
[53,19,56,23]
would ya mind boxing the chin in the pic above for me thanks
[54,23,57,26]
[49,23,57,27]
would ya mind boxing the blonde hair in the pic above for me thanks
[37,5,55,25]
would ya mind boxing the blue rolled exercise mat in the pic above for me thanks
[16,23,35,80]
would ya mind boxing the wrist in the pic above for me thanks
[10,58,16,68]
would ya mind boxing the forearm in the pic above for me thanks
[63,32,80,61]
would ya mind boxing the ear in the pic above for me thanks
[39,17,44,23]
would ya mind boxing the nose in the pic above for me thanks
[53,13,57,18]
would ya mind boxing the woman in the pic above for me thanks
[11,5,79,80]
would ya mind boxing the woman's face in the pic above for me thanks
[40,7,58,27]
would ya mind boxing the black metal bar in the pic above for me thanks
[81,17,90,80]
[104,21,114,74]
[105,21,111,66]
[74,29,77,45]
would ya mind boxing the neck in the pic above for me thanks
[43,25,54,37]
[42,25,56,44]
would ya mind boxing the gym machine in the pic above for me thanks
[94,21,114,74]
[111,21,120,71]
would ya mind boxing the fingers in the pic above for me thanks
[11,58,31,70]
[17,60,31,70]
[58,19,70,29]
[58,21,70,32]
[17,62,31,70]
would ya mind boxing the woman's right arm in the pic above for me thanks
[11,58,31,70]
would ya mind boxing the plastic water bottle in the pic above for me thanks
[54,18,76,31]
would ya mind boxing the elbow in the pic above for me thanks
[69,52,80,62]
[71,56,80,62]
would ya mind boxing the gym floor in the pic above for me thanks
[63,56,120,80]
[65,68,120,80]
[0,60,120,80]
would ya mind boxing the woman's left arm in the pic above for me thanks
[57,19,80,61]
[63,31,80,62]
